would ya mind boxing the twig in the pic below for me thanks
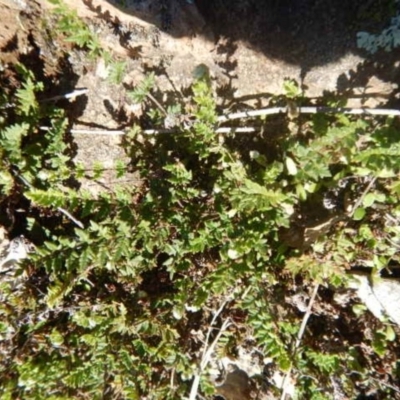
[349,370,400,394]
[188,297,233,400]
[201,318,231,372]
[142,128,177,135]
[40,88,88,103]
[0,87,89,109]
[39,127,125,135]
[11,167,84,229]
[217,106,400,123]
[141,104,400,135]
[214,127,257,134]
[147,93,168,116]
[369,376,400,394]
[170,368,175,390]
[142,126,258,135]
[55,207,84,229]
[71,129,125,135]
[60,126,256,135]
[349,177,378,218]
[294,284,319,349]
[189,317,231,400]
[201,298,232,361]
[298,106,400,116]
[280,283,319,400]
[43,106,400,137]
[218,107,287,122]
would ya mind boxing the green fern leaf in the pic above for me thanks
[0,122,29,162]
[15,77,43,116]
[25,188,67,208]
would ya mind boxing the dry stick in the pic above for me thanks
[201,297,232,361]
[142,126,257,135]
[40,88,89,103]
[369,376,400,394]
[218,106,400,122]
[189,317,231,400]
[71,129,125,135]
[189,287,250,400]
[12,169,84,229]
[280,283,320,400]
[43,106,400,136]
[170,368,176,391]
[141,106,400,135]
[348,370,400,394]
[348,177,378,218]
[201,318,231,371]
[147,93,168,116]
[215,127,257,133]
[218,107,287,122]
[39,127,125,135]
[299,106,400,116]
[188,297,233,400]
[45,127,256,135]
[2,89,88,111]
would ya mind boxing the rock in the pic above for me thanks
[215,368,253,400]
[349,274,400,326]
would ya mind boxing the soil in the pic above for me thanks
[1,0,400,398]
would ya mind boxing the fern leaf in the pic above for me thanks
[25,188,67,208]
[0,122,29,162]
[15,77,43,116]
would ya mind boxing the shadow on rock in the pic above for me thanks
[101,0,397,69]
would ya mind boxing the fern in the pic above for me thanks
[25,188,70,208]
[0,123,30,163]
[128,72,156,103]
[15,77,42,117]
